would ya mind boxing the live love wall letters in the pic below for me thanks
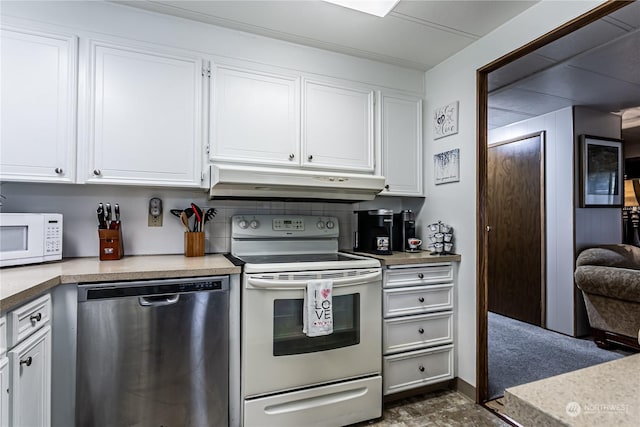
[433,101,459,139]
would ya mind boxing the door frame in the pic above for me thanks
[488,131,546,327]
[475,0,632,403]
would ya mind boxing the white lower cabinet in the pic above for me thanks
[0,356,7,427]
[4,294,52,427]
[384,345,454,395]
[382,264,455,396]
[1,314,7,427]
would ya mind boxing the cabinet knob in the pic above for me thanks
[289,153,295,160]
[20,357,33,367]
[418,328,424,334]
[307,155,313,161]
[418,273,424,279]
[55,167,63,174]
[93,169,102,176]
[418,365,425,372]
[30,313,42,322]
[384,184,390,190]
[418,297,425,303]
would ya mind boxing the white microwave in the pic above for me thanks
[0,213,63,267]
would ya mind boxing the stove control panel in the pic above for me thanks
[273,218,304,231]
[232,215,339,238]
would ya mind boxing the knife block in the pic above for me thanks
[184,231,205,257]
[98,228,124,261]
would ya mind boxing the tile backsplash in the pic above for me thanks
[0,183,410,257]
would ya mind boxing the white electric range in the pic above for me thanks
[230,214,382,427]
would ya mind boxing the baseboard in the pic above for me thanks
[454,377,476,401]
[382,380,454,403]
[381,377,477,404]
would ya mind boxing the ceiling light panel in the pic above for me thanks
[323,0,400,17]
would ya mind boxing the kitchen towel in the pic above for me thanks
[303,279,333,337]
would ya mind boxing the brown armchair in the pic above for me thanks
[574,244,640,351]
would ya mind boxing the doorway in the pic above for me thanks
[488,132,545,327]
[475,0,632,404]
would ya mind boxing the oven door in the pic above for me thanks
[242,268,382,398]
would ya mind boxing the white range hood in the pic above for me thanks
[209,164,385,201]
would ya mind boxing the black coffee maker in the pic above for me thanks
[392,210,417,252]
[354,209,393,255]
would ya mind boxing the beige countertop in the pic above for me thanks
[351,250,461,266]
[504,353,640,426]
[0,255,241,313]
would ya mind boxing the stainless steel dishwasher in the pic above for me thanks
[76,276,229,427]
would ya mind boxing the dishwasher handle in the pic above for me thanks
[138,294,180,307]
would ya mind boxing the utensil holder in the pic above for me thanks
[184,232,205,257]
[98,228,124,261]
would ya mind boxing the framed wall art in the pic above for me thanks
[579,135,623,207]
[434,148,460,185]
[433,101,459,139]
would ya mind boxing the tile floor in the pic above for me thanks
[351,390,510,427]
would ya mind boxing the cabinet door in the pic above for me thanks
[0,357,8,427]
[379,92,423,196]
[8,326,51,427]
[83,40,203,187]
[0,26,77,183]
[211,64,300,166]
[302,79,374,172]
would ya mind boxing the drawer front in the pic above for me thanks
[244,375,382,427]
[383,345,454,395]
[8,294,51,348]
[383,284,453,318]
[384,264,453,288]
[0,316,6,356]
[383,311,452,355]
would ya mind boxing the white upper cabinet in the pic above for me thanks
[302,79,375,172]
[379,92,423,196]
[0,26,77,183]
[81,39,204,187]
[211,64,300,166]
[211,68,376,174]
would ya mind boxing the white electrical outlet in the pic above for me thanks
[148,197,163,227]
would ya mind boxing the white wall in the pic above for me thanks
[423,0,606,388]
[0,182,411,257]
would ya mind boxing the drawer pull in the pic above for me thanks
[418,365,425,372]
[30,313,42,322]
[418,328,424,334]
[418,273,424,279]
[418,297,425,303]
[20,357,33,367]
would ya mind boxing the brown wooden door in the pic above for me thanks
[488,132,545,326]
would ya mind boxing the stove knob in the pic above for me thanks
[326,220,335,229]
[317,221,325,229]
[249,219,260,229]
[238,219,248,229]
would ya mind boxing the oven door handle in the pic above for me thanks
[246,270,381,289]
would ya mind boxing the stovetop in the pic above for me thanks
[230,214,381,273]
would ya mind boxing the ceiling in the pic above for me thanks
[119,1,639,141]
[487,1,640,143]
[117,0,538,71]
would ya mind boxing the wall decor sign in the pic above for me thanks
[433,101,459,139]
[579,134,623,207]
[434,148,460,185]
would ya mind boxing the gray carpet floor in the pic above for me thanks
[488,312,625,400]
